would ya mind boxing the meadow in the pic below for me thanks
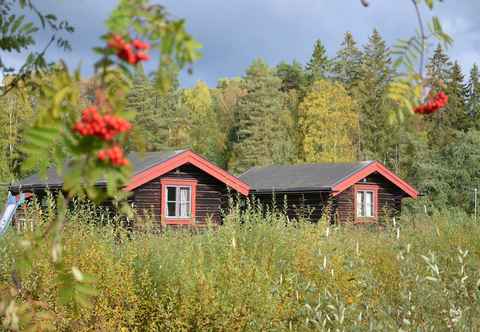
[1,202,480,331]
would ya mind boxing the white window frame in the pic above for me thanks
[356,190,375,218]
[165,185,192,218]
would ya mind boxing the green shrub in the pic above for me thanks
[1,205,480,330]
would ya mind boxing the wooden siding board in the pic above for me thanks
[251,191,330,221]
[131,163,228,227]
[333,173,405,223]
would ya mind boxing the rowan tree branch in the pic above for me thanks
[1,35,56,97]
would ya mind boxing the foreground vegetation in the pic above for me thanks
[1,203,479,331]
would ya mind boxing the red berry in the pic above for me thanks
[97,150,107,161]
[136,51,150,62]
[108,35,127,51]
[117,44,137,64]
[413,91,448,115]
[132,39,150,50]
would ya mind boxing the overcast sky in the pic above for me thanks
[6,0,480,87]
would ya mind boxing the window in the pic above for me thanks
[356,190,374,218]
[166,186,191,218]
[161,178,197,224]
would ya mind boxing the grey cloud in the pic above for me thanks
[4,0,479,86]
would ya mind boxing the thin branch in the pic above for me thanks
[0,35,56,97]
[411,0,426,79]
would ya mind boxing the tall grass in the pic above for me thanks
[1,202,480,331]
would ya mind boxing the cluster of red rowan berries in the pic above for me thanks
[97,146,129,166]
[413,91,448,115]
[73,107,132,141]
[73,107,131,167]
[108,35,150,65]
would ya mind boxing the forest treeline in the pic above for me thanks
[2,30,480,212]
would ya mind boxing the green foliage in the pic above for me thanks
[0,0,74,95]
[19,64,132,203]
[0,1,203,327]
[229,59,295,173]
[275,60,307,93]
[416,130,480,212]
[105,0,202,93]
[331,32,363,91]
[2,205,480,330]
[305,39,331,85]
[423,49,470,147]
[356,29,395,160]
[0,84,36,184]
[467,63,480,127]
[182,80,224,163]
[211,78,247,168]
[444,61,470,131]
[387,0,453,119]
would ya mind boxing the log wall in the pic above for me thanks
[132,163,229,227]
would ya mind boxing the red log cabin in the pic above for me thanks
[9,150,418,226]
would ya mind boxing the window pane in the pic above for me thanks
[167,202,176,217]
[365,192,373,217]
[356,191,364,217]
[167,187,176,202]
[179,187,190,203]
[179,202,190,217]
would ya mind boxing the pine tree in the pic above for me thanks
[228,59,293,173]
[305,39,330,85]
[357,29,394,160]
[298,80,359,163]
[467,63,480,128]
[331,32,363,91]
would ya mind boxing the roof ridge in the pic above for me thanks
[330,160,376,188]
[240,161,373,172]
[131,149,188,176]
[238,166,259,178]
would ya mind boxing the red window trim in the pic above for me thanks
[160,178,197,225]
[353,184,379,223]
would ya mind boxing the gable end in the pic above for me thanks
[331,161,418,198]
[125,150,250,196]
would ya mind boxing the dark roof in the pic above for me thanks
[239,161,374,192]
[10,150,186,191]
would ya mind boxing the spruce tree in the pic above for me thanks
[444,61,469,132]
[331,32,363,91]
[426,44,452,90]
[228,59,293,173]
[127,67,183,151]
[424,44,453,147]
[467,63,480,128]
[357,29,394,160]
[305,39,330,85]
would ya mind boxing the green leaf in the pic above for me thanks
[11,15,25,33]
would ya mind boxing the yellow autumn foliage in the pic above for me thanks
[298,80,359,163]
